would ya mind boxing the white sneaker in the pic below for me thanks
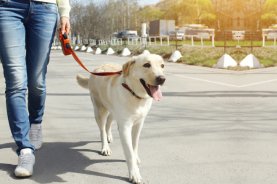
[14,148,35,177]
[30,124,42,150]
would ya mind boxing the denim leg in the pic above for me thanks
[0,1,34,153]
[26,2,58,125]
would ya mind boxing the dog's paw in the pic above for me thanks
[107,133,113,143]
[129,168,143,184]
[101,146,112,156]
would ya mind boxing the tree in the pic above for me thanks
[192,0,216,26]
[156,0,216,27]
[70,0,140,39]
[70,0,218,39]
[137,6,164,23]
[262,0,277,27]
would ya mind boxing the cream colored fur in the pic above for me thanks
[76,54,165,184]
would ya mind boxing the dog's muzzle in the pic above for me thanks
[156,75,166,85]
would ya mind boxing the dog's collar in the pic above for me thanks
[122,83,143,100]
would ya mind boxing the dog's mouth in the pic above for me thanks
[140,79,162,101]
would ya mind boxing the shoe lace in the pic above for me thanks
[18,154,33,167]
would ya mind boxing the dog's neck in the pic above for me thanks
[121,77,150,100]
[121,83,143,100]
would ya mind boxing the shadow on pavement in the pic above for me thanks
[0,142,127,183]
[2,91,276,98]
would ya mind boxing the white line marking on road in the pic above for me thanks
[175,75,239,87]
[174,74,277,88]
[239,78,277,88]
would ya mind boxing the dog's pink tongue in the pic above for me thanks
[150,85,162,101]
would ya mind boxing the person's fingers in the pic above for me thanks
[60,17,70,35]
[65,22,71,34]
[61,25,65,34]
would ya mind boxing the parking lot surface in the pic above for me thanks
[1,51,277,184]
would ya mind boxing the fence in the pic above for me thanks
[183,33,215,47]
[110,36,170,46]
[262,29,277,47]
[52,30,277,49]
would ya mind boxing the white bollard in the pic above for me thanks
[142,50,150,55]
[216,54,237,68]
[86,47,93,53]
[106,47,115,55]
[80,45,87,51]
[121,48,131,56]
[95,48,102,55]
[74,45,80,51]
[239,54,261,68]
[168,50,182,62]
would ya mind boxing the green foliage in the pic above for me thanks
[227,48,248,61]
[262,0,277,26]
[138,6,164,22]
[156,0,216,26]
[260,59,275,67]
[177,47,224,67]
[264,0,277,9]
[253,47,277,67]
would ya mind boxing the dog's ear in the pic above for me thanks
[122,59,135,77]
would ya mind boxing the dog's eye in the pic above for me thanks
[143,63,151,68]
[161,64,165,68]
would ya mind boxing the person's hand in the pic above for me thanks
[60,17,70,35]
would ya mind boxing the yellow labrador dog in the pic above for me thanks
[76,54,165,184]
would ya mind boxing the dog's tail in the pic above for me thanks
[76,74,89,89]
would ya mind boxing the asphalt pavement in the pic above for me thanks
[1,50,277,184]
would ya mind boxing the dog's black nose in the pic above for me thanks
[156,75,166,85]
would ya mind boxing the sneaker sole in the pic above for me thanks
[14,168,33,178]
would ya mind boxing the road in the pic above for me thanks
[1,50,277,184]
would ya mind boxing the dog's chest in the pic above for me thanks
[126,99,152,117]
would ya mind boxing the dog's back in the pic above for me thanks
[76,63,122,92]
[93,64,122,73]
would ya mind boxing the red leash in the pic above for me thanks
[59,32,122,76]
[59,32,143,99]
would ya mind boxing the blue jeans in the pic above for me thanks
[0,0,58,153]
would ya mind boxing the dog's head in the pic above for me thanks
[123,54,165,101]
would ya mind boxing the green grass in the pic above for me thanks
[173,46,277,69]
[259,59,275,67]
[253,47,277,67]
[177,47,224,67]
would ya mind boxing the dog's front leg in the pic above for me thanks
[118,123,142,184]
[95,110,111,156]
[132,120,144,165]
[106,114,114,143]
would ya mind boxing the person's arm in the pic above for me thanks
[57,0,71,34]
